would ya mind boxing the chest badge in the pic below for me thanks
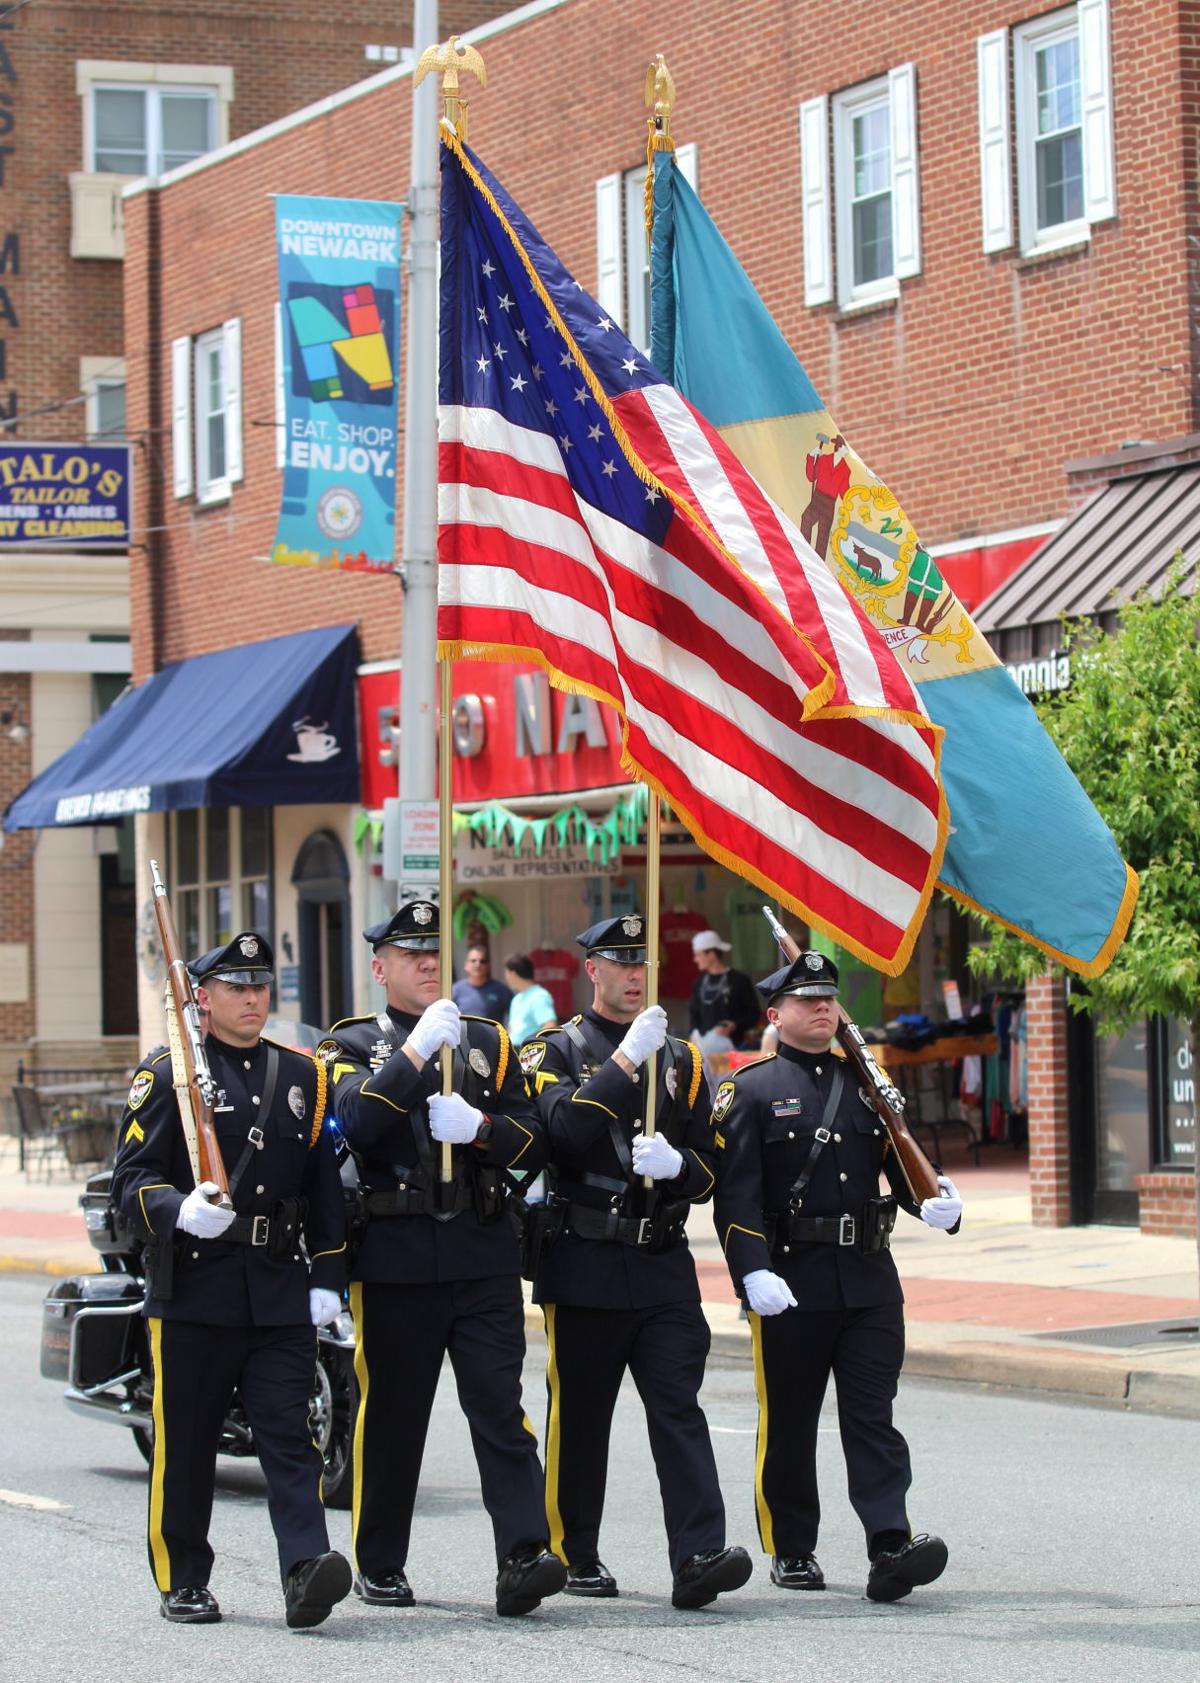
[468,1047,491,1078]
[288,1085,306,1120]
[859,1087,874,1108]
[664,1065,678,1100]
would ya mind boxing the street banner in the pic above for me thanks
[648,145,1137,978]
[0,443,131,548]
[272,194,403,571]
[436,131,948,976]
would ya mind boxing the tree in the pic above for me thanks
[965,562,1200,1271]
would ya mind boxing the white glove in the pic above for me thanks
[428,1091,484,1144]
[743,1269,798,1316]
[920,1174,962,1230]
[631,1133,684,1180]
[176,1181,236,1239]
[406,998,461,1063]
[617,1005,668,1067]
[309,1288,342,1328]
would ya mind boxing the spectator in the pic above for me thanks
[504,953,559,1047]
[688,931,761,1048]
[452,945,514,1021]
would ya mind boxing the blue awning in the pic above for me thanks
[4,624,361,830]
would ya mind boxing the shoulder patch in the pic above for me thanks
[519,1040,547,1074]
[316,1038,341,1065]
[127,1070,155,1111]
[713,1079,735,1123]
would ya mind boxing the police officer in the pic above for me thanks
[711,951,963,1603]
[317,900,564,1618]
[110,933,351,1629]
[524,914,751,1610]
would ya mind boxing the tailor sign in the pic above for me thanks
[0,443,131,548]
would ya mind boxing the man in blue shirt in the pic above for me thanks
[504,953,559,1047]
[452,945,513,1020]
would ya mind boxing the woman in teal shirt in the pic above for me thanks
[504,953,559,1047]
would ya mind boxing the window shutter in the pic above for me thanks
[888,63,921,279]
[675,141,698,191]
[799,95,832,306]
[1078,0,1115,223]
[170,333,192,499]
[977,30,1013,252]
[595,173,623,326]
[273,301,286,470]
[222,316,243,483]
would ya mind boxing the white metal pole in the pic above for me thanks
[397,0,440,813]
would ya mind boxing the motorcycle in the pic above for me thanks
[40,1168,358,1508]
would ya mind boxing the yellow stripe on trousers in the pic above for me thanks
[147,1317,172,1590]
[349,1281,369,1570]
[748,1310,776,1555]
[542,1304,566,1563]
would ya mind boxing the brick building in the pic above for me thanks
[0,1,508,1091]
[7,0,1194,1230]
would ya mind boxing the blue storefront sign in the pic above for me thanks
[272,194,403,572]
[0,443,132,548]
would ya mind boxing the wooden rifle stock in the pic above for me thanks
[761,907,940,1205]
[149,859,231,1207]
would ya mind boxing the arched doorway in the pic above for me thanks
[292,829,351,1029]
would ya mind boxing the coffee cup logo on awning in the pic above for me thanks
[288,717,341,764]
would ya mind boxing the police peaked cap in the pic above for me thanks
[363,899,440,951]
[188,931,275,985]
[577,914,647,965]
[756,951,840,1002]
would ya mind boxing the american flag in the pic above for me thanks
[437,132,948,974]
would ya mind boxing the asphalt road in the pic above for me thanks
[4,1273,1198,1682]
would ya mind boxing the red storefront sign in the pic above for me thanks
[358,660,626,810]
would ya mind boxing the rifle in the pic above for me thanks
[761,907,940,1205]
[149,859,232,1207]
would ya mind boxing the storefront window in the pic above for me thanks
[1094,1022,1151,1193]
[1159,1018,1196,1168]
[168,808,273,954]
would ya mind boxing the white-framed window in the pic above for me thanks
[171,321,243,503]
[834,80,894,303]
[170,807,273,956]
[802,66,921,312]
[595,145,698,355]
[978,2,1114,257]
[81,356,127,440]
[91,84,215,175]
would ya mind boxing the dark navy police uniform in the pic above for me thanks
[317,902,551,1588]
[111,936,346,1598]
[527,916,732,1584]
[713,952,957,1581]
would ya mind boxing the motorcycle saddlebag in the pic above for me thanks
[41,1274,144,1384]
[79,1170,141,1257]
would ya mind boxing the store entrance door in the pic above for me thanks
[293,830,351,1030]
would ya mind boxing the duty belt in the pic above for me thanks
[774,1212,865,1248]
[363,1180,474,1218]
[564,1199,686,1249]
[223,1200,302,1250]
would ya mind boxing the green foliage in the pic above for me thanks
[965,560,1200,1036]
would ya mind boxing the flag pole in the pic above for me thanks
[414,28,486,1184]
[642,791,661,1182]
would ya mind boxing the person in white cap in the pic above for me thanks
[688,931,761,1049]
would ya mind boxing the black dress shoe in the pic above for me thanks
[159,1586,221,1624]
[285,1551,353,1629]
[866,1534,948,1603]
[563,1559,618,1597]
[495,1547,568,1616]
[353,1569,415,1607]
[671,1545,753,1610]
[770,1554,825,1590]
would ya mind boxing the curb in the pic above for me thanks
[0,1253,98,1278]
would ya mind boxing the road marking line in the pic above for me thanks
[0,1488,69,1512]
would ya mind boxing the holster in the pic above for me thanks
[142,1237,175,1301]
[471,1163,506,1226]
[861,1194,899,1253]
[513,1193,566,1282]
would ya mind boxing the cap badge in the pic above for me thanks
[469,1047,491,1078]
[621,916,642,937]
[288,1084,306,1120]
[240,936,260,958]
[804,952,823,971]
[413,903,434,926]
